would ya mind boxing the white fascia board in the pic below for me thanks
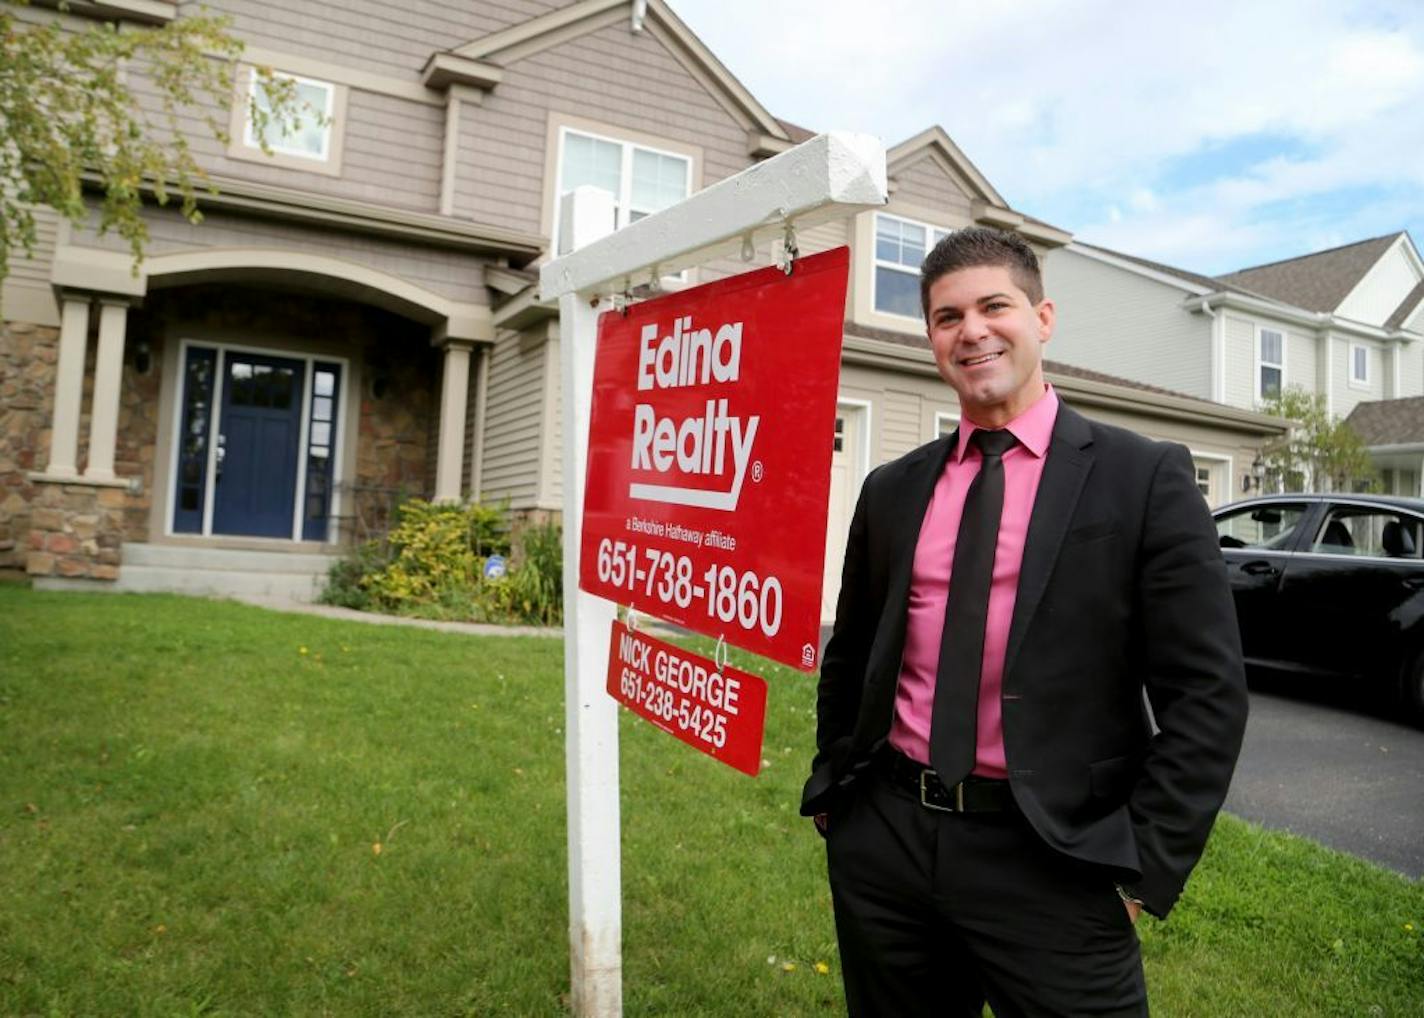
[1195,291,1330,330]
[540,132,887,300]
[1364,441,1424,455]
[1201,290,1417,343]
[1068,243,1214,295]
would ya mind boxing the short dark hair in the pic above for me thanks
[919,226,1044,318]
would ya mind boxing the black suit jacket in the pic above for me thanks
[801,402,1248,917]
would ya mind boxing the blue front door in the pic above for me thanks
[212,352,305,538]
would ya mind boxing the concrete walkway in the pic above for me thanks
[232,594,562,639]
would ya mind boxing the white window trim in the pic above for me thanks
[934,409,960,438]
[1187,449,1233,505]
[226,66,347,177]
[838,398,874,485]
[1255,325,1286,403]
[164,338,350,544]
[552,125,693,257]
[872,212,951,320]
[1349,341,1371,389]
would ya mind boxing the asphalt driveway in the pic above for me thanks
[1224,682,1424,879]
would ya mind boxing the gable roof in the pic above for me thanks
[1217,232,1403,313]
[887,126,1007,209]
[1346,396,1424,446]
[1385,278,1424,331]
[440,0,789,144]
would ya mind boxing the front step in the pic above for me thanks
[112,543,338,602]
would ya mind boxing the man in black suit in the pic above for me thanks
[802,227,1247,1016]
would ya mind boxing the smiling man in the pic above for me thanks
[802,227,1248,1016]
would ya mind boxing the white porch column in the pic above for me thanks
[433,338,473,502]
[46,294,92,477]
[84,297,130,482]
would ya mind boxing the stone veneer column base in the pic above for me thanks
[25,479,131,581]
[1,319,62,573]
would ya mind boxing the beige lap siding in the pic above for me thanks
[478,325,550,510]
[892,155,975,223]
[455,19,748,236]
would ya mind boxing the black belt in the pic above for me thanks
[877,748,1016,813]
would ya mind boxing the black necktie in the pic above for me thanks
[929,427,1017,784]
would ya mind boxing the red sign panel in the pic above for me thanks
[580,247,849,671]
[606,622,767,775]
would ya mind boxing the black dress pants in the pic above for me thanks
[825,769,1148,1017]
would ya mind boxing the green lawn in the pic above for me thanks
[1,586,1420,1016]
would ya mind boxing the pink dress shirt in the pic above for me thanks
[888,385,1060,777]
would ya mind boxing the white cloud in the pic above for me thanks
[668,0,1424,270]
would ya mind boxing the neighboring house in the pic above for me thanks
[1044,233,1424,493]
[0,0,1286,620]
[1345,397,1424,496]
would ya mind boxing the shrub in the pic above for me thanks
[362,499,509,608]
[320,499,561,626]
[502,520,563,626]
[320,539,390,611]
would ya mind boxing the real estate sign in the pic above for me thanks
[606,621,767,775]
[579,247,849,671]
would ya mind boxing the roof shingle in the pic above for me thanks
[1346,396,1424,445]
[1218,233,1402,314]
[1385,278,1424,331]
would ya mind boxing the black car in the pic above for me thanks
[1213,493,1424,722]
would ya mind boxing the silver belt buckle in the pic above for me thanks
[919,769,963,812]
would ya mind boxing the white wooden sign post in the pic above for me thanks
[540,132,888,1018]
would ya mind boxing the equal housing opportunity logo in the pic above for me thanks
[629,314,759,511]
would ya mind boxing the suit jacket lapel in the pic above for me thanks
[860,433,954,733]
[889,431,956,600]
[1003,405,1094,682]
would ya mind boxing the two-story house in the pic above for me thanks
[0,0,1287,618]
[1044,232,1424,494]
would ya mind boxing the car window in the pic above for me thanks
[1216,503,1310,550]
[1311,508,1424,559]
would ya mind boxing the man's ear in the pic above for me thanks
[1036,298,1056,343]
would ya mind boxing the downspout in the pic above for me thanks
[1201,296,1225,404]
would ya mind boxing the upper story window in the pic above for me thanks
[874,213,950,319]
[1350,342,1370,387]
[228,67,345,177]
[1258,327,1284,400]
[246,72,334,160]
[555,128,691,250]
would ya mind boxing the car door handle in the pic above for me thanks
[1403,575,1424,590]
[1240,561,1279,576]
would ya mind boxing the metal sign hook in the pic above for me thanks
[612,277,633,317]
[714,634,730,672]
[779,218,800,276]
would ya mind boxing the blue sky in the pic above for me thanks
[668,0,1424,276]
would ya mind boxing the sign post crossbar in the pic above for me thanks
[542,131,887,1018]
